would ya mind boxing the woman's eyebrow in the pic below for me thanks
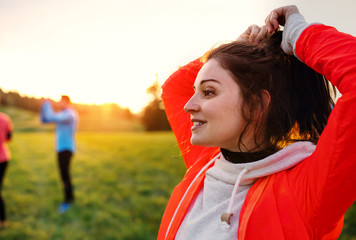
[193,79,220,90]
[200,79,221,85]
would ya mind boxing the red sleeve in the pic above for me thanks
[162,58,219,169]
[291,25,356,236]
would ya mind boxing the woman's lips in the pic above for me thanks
[191,119,207,130]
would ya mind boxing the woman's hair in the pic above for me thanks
[204,31,335,151]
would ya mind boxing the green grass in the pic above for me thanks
[2,132,185,239]
[2,133,355,240]
[0,106,354,239]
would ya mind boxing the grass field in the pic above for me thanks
[2,131,185,239]
[0,106,355,239]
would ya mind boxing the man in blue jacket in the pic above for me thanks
[41,95,78,213]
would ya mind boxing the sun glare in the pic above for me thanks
[68,86,151,114]
[1,0,315,115]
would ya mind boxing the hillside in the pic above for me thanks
[0,106,54,132]
[0,105,143,132]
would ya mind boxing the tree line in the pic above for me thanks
[0,86,170,132]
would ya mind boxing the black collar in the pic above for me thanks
[220,147,277,164]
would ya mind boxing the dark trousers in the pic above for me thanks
[57,151,74,203]
[0,161,8,222]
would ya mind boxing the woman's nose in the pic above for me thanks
[184,95,200,113]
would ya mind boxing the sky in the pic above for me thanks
[0,0,355,113]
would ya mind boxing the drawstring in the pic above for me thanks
[165,155,219,239]
[221,168,248,231]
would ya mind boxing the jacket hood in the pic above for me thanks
[212,141,316,186]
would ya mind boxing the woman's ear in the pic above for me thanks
[251,90,271,121]
[253,90,271,146]
[261,89,271,112]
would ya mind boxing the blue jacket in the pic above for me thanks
[41,101,78,153]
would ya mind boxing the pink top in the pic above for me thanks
[0,113,12,163]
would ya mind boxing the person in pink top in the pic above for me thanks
[0,98,12,228]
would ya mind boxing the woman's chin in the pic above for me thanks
[190,137,204,146]
[190,137,216,148]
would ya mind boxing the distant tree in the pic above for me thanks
[141,76,171,131]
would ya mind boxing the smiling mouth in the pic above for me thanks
[191,120,206,130]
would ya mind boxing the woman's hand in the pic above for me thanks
[265,5,300,33]
[237,24,270,43]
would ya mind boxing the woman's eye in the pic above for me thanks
[203,89,215,97]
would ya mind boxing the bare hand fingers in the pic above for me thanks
[265,10,281,33]
[265,5,299,33]
[236,25,253,42]
[255,25,269,43]
[237,24,271,43]
[248,24,260,43]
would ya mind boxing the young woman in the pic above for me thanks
[158,5,356,240]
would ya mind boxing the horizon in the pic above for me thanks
[0,87,140,113]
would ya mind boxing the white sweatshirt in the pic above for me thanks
[175,141,316,240]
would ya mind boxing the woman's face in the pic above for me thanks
[184,58,254,152]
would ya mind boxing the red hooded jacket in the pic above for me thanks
[158,24,356,239]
